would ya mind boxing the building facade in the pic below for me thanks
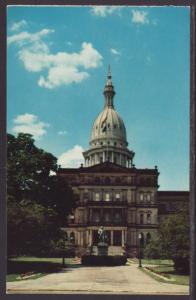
[58,68,189,257]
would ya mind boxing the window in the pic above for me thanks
[140,193,144,202]
[64,232,68,241]
[95,193,100,201]
[70,232,75,243]
[147,193,151,202]
[115,177,121,184]
[104,211,110,222]
[114,212,121,223]
[95,177,100,184]
[140,213,144,224]
[105,193,110,201]
[93,210,100,222]
[147,213,151,224]
[115,193,120,200]
[105,177,111,184]
[113,230,122,246]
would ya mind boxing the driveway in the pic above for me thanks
[7,262,189,295]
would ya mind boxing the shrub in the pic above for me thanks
[81,255,127,266]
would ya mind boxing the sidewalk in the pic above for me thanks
[7,262,189,295]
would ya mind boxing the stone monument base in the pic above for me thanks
[97,242,108,256]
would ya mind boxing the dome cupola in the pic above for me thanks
[83,66,134,167]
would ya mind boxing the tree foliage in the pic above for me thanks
[144,203,189,273]
[7,133,75,257]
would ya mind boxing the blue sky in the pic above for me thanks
[7,6,190,190]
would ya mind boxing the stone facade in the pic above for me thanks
[58,67,189,257]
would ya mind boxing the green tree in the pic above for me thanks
[7,133,75,220]
[144,203,189,273]
[7,133,75,256]
[7,198,61,257]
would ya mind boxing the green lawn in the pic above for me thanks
[7,256,77,282]
[129,258,173,266]
[137,261,189,286]
[148,265,189,285]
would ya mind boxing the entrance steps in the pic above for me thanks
[91,246,124,256]
[108,246,124,256]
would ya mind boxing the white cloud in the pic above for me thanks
[10,20,27,32]
[131,10,149,25]
[91,6,120,17]
[14,113,38,124]
[110,48,120,55]
[12,113,49,140]
[58,145,84,168]
[8,29,103,89]
[7,29,54,47]
[58,130,67,136]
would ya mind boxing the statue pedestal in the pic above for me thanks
[97,242,108,256]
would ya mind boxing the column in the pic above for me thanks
[78,231,81,246]
[86,230,89,246]
[103,151,105,162]
[111,230,114,246]
[81,231,84,246]
[89,230,92,246]
[119,153,122,166]
[122,230,125,247]
[112,151,114,163]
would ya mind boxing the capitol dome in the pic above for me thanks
[90,107,127,145]
[83,66,134,168]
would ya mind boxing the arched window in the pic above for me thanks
[147,213,151,224]
[64,232,68,241]
[140,213,144,224]
[147,193,151,202]
[70,232,75,243]
[146,233,151,244]
[140,193,144,202]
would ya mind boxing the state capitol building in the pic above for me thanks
[58,67,189,257]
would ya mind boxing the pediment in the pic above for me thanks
[84,161,130,173]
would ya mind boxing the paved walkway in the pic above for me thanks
[7,262,189,295]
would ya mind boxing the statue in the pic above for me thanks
[98,226,107,244]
